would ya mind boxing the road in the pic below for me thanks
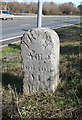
[0,16,80,46]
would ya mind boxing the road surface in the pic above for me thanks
[0,16,80,46]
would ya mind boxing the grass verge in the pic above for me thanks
[2,25,81,119]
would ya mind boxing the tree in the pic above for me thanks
[59,3,72,14]
[59,3,79,15]
[42,2,60,15]
[68,2,75,7]
[78,5,82,15]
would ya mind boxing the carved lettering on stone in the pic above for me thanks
[21,28,60,94]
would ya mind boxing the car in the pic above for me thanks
[0,10,14,20]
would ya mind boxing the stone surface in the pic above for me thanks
[21,28,60,94]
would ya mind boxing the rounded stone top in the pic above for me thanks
[22,27,59,44]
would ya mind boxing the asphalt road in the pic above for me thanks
[0,16,80,46]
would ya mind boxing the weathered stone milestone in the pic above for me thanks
[21,28,60,94]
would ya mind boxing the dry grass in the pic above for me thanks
[2,25,81,119]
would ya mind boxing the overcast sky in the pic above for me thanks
[1,0,81,7]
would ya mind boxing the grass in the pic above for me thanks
[2,43,20,58]
[2,25,81,119]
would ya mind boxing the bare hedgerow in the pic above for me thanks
[7,2,37,14]
[1,1,80,15]
[29,3,37,14]
[42,2,61,15]
[59,3,80,15]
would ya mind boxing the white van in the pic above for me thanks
[0,10,14,20]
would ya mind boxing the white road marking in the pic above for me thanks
[0,35,23,42]
[52,24,74,29]
[62,24,74,27]
[0,40,21,48]
[0,23,74,43]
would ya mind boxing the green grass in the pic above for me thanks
[2,25,81,119]
[2,43,20,58]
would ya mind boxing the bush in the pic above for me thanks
[42,2,60,15]
[59,3,72,14]
[59,3,80,15]
[29,3,37,14]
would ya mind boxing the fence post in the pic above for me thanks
[37,0,42,27]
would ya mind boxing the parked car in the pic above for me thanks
[0,10,14,20]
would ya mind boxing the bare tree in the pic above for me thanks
[43,2,60,15]
[4,1,79,15]
[59,3,72,14]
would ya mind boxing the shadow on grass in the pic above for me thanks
[60,45,79,55]
[2,72,23,94]
[55,26,80,40]
[8,43,21,51]
[55,25,80,34]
